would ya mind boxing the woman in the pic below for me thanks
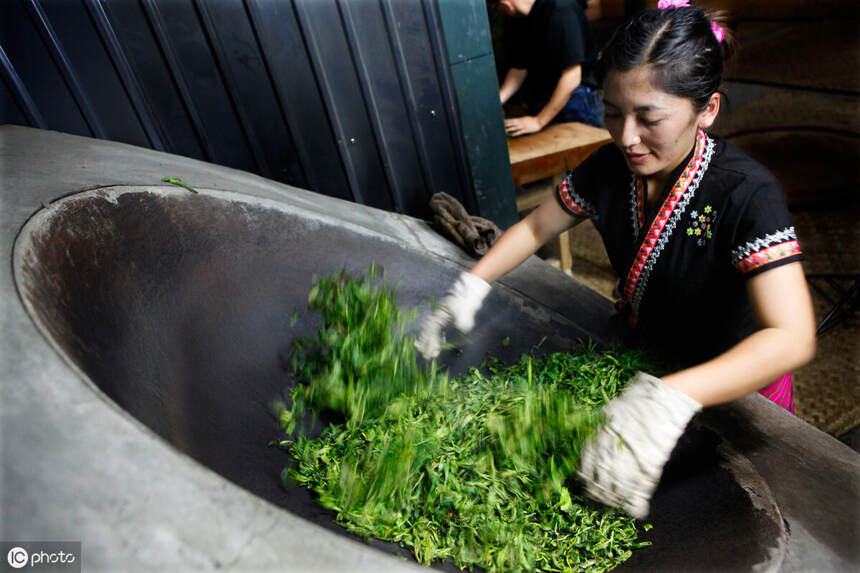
[416,1,816,519]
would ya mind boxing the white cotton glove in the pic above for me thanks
[577,372,702,519]
[414,271,492,360]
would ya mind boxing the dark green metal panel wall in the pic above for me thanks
[436,0,518,228]
[1,0,517,227]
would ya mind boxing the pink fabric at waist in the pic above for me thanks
[759,372,795,413]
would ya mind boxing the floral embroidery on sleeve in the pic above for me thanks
[731,226,802,274]
[686,204,717,246]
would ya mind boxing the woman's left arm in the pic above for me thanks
[577,262,817,518]
[662,261,817,406]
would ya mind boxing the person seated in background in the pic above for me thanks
[493,0,604,135]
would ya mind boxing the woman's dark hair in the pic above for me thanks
[595,5,735,112]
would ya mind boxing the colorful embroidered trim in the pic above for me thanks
[759,372,795,413]
[733,239,801,274]
[628,173,645,237]
[622,130,714,320]
[631,136,714,314]
[685,204,717,246]
[731,227,798,266]
[557,172,596,217]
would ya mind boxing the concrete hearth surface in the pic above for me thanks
[1,126,858,572]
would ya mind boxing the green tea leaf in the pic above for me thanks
[273,268,653,572]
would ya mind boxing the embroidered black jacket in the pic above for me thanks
[555,131,803,367]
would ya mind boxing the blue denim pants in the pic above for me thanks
[554,84,604,128]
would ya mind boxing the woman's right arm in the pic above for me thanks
[415,192,584,359]
[470,194,584,283]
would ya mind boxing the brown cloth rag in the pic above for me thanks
[429,192,502,258]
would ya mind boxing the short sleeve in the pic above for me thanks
[548,5,586,70]
[553,143,616,218]
[728,182,804,277]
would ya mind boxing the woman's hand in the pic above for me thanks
[578,263,815,518]
[414,272,491,360]
[577,372,702,519]
[416,197,582,358]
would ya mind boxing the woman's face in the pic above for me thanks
[602,67,717,181]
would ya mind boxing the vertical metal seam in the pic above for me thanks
[194,0,270,178]
[292,0,364,203]
[243,0,310,188]
[337,0,399,211]
[22,0,107,139]
[83,0,167,151]
[0,44,47,128]
[422,0,476,212]
[140,0,217,162]
[379,0,434,198]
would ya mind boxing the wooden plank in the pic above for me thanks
[559,229,573,272]
[515,187,550,212]
[508,122,611,186]
[508,122,610,165]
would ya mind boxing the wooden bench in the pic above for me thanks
[507,122,612,272]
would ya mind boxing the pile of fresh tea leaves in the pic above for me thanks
[272,267,652,572]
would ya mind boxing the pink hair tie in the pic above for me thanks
[657,0,726,43]
[657,0,690,8]
[711,21,726,43]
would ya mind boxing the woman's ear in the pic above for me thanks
[697,92,721,129]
